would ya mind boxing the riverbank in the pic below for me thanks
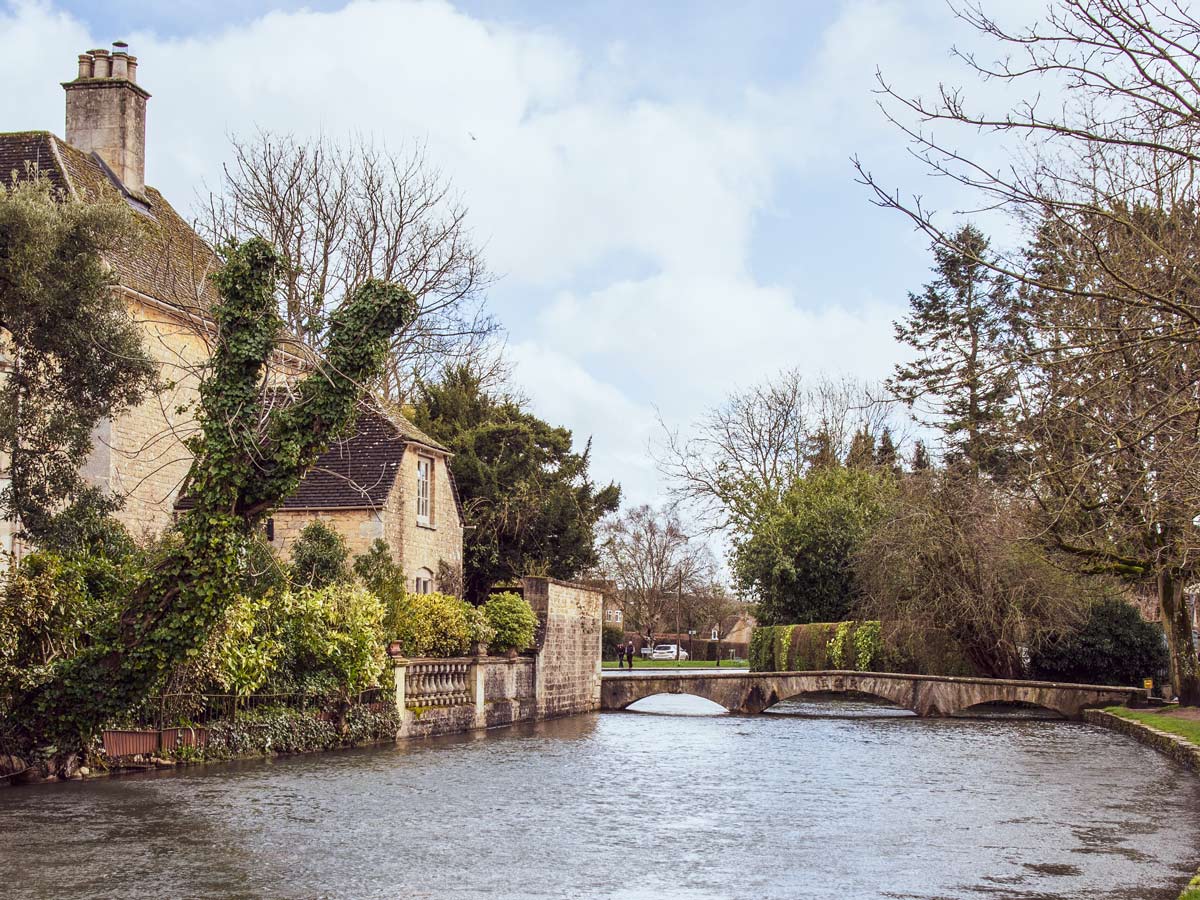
[1086,707,1200,900]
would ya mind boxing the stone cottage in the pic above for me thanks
[0,45,463,593]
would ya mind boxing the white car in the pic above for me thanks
[650,644,689,660]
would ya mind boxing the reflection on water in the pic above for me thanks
[2,696,1198,899]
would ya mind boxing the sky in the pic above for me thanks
[0,0,1047,516]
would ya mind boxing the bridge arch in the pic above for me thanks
[624,692,730,713]
[763,688,915,715]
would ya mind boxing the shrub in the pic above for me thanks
[602,624,625,660]
[287,583,387,695]
[1029,596,1168,686]
[484,591,539,653]
[0,547,138,703]
[352,539,408,636]
[390,591,479,658]
[213,591,285,696]
[748,621,976,675]
[290,520,349,588]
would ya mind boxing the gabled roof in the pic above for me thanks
[280,402,450,511]
[0,130,220,315]
[174,399,456,514]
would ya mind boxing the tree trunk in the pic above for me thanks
[1160,568,1200,705]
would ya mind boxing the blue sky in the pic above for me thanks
[3,0,1040,513]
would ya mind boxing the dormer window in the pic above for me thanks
[416,456,433,526]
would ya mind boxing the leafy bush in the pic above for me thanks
[749,622,976,675]
[1029,596,1168,686]
[213,591,286,696]
[290,520,349,588]
[200,702,397,759]
[353,539,408,637]
[0,547,140,703]
[483,591,539,653]
[602,623,625,660]
[287,583,387,695]
[390,591,481,658]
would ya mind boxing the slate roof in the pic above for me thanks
[0,130,220,315]
[280,402,451,511]
[175,399,455,514]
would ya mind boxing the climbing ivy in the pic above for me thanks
[5,238,417,772]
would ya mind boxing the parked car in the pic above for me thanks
[651,644,689,660]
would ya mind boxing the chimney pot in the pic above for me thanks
[64,45,150,197]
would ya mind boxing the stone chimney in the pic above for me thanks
[63,42,151,197]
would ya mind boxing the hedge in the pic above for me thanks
[748,622,977,676]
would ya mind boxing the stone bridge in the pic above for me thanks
[600,670,1146,720]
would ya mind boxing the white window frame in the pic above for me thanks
[711,626,720,641]
[415,568,434,595]
[416,455,433,526]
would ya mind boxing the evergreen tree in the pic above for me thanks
[412,365,620,603]
[890,225,1018,479]
[874,427,900,474]
[910,440,931,472]
[805,428,839,471]
[0,177,157,541]
[845,428,876,470]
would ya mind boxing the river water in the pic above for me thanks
[2,695,1198,899]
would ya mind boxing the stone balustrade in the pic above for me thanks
[403,660,472,709]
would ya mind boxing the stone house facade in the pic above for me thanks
[0,45,463,591]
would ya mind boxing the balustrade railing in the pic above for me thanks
[404,659,473,708]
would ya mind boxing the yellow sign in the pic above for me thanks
[1144,678,1154,691]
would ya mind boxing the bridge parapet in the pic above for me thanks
[600,670,1146,720]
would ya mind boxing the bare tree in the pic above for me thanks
[855,1,1200,702]
[656,371,901,533]
[855,471,1091,679]
[206,130,497,400]
[597,505,717,643]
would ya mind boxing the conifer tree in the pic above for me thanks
[874,427,899,474]
[890,225,1017,479]
[845,428,876,470]
[909,440,930,472]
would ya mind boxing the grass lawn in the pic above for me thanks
[602,658,747,669]
[1103,705,1200,747]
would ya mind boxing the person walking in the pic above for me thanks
[625,641,635,670]
[616,641,624,669]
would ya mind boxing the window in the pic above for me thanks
[415,568,434,595]
[711,626,720,641]
[605,608,622,624]
[416,456,433,525]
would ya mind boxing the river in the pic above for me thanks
[2,695,1198,899]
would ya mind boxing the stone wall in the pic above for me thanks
[103,298,208,538]
[390,579,603,739]
[524,577,603,719]
[270,508,385,560]
[384,447,463,593]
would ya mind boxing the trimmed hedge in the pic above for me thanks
[749,622,977,676]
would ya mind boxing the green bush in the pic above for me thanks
[287,583,387,695]
[1029,596,1168,686]
[202,703,396,759]
[484,591,539,653]
[352,539,408,637]
[748,621,976,675]
[602,623,625,660]
[290,520,349,588]
[0,547,140,704]
[390,591,482,658]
